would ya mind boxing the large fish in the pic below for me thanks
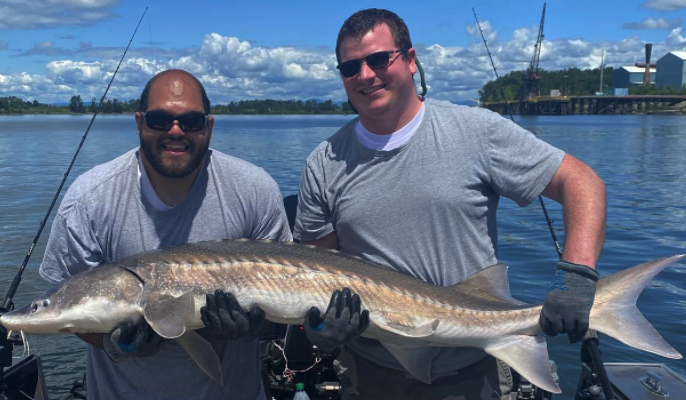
[0,239,682,393]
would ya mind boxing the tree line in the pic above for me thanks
[479,66,686,103]
[479,67,617,103]
[0,95,353,115]
[0,96,68,114]
[213,99,352,114]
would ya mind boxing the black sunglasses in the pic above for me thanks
[337,50,405,78]
[141,110,208,132]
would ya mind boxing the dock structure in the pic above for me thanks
[485,95,686,115]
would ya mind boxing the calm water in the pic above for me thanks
[0,113,685,399]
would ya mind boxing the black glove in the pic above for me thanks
[539,261,599,343]
[0,321,7,345]
[201,290,265,341]
[103,319,164,362]
[304,287,370,353]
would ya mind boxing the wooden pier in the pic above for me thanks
[485,95,686,116]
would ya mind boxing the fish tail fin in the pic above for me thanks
[590,254,684,359]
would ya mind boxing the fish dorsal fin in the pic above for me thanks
[143,290,193,339]
[375,312,439,338]
[175,331,222,385]
[484,335,561,394]
[451,264,526,305]
[381,343,440,384]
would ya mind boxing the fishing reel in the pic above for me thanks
[511,362,558,400]
[0,322,10,398]
[574,331,615,400]
[0,322,47,400]
[260,323,341,400]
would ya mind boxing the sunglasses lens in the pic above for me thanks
[337,51,398,78]
[145,110,173,130]
[177,112,206,132]
[366,52,391,68]
[338,60,361,78]
[144,111,206,132]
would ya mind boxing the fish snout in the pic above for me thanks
[0,302,45,332]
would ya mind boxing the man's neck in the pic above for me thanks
[359,96,423,135]
[140,155,205,208]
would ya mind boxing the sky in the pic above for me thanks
[2,0,686,104]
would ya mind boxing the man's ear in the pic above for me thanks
[206,115,214,138]
[406,48,417,75]
[135,112,144,135]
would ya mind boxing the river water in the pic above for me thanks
[0,113,684,399]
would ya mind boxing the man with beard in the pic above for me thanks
[39,69,292,399]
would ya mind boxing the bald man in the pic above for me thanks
[40,69,291,399]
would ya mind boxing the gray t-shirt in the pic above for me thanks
[294,99,564,376]
[40,148,292,400]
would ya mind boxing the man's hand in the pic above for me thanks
[539,261,599,343]
[103,319,164,362]
[201,290,265,341]
[304,287,370,353]
[0,321,7,345]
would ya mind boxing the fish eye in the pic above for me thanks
[43,300,50,307]
[31,302,38,313]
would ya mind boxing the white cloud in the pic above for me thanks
[46,60,106,84]
[667,27,686,46]
[168,56,205,75]
[466,20,497,42]
[0,0,119,29]
[197,33,342,101]
[6,24,686,104]
[641,0,686,11]
[21,41,72,57]
[624,17,681,30]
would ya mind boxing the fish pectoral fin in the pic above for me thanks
[381,343,439,384]
[376,313,439,338]
[175,331,222,385]
[484,335,561,394]
[143,290,193,339]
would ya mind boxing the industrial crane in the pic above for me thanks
[522,3,546,99]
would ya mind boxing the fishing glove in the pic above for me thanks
[201,290,266,341]
[539,261,599,344]
[103,319,164,362]
[304,287,370,353]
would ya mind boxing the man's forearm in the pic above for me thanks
[76,333,105,349]
[301,231,339,250]
[560,182,606,268]
[543,154,607,268]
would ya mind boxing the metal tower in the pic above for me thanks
[522,3,546,99]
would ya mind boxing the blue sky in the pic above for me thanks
[2,0,686,103]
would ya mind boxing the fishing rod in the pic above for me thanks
[0,7,149,314]
[471,8,562,260]
[472,9,616,400]
[0,7,148,397]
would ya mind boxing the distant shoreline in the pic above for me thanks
[5,111,684,117]
[0,112,354,116]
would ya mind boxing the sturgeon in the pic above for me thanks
[0,239,683,393]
